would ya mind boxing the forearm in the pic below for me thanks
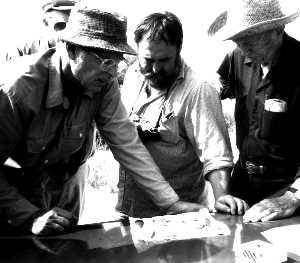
[0,165,40,227]
[207,168,232,199]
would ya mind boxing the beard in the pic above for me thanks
[140,56,181,90]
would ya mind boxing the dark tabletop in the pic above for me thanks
[0,213,299,263]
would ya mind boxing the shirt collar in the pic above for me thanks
[46,46,94,109]
[46,47,65,108]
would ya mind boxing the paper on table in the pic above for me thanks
[262,224,300,260]
[234,240,287,263]
[129,208,230,252]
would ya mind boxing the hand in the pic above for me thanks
[166,200,206,215]
[31,207,75,236]
[243,191,300,223]
[215,194,248,215]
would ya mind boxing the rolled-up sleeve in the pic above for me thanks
[95,79,179,208]
[185,82,234,176]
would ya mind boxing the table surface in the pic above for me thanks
[0,213,299,263]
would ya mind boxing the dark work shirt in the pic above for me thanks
[217,33,300,180]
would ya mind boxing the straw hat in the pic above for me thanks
[208,0,300,40]
[62,3,136,55]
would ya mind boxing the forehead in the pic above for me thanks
[137,36,177,58]
[234,31,274,46]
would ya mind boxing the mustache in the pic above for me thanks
[144,71,167,79]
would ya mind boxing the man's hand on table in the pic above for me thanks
[243,191,300,223]
[166,201,206,215]
[215,194,249,215]
[29,207,76,235]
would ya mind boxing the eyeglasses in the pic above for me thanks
[82,46,124,64]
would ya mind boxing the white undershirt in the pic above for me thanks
[261,64,270,79]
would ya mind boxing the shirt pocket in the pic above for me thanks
[158,111,180,144]
[60,123,87,156]
[25,133,56,167]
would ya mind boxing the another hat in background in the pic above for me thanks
[62,3,136,55]
[207,0,300,40]
[42,0,78,13]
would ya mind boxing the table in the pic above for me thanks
[0,213,299,263]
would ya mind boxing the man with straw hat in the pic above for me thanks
[0,2,192,236]
[209,0,300,222]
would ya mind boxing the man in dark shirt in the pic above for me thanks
[0,3,191,236]
[209,0,300,222]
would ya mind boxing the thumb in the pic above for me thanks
[215,201,231,213]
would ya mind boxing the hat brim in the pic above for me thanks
[46,9,70,23]
[50,6,75,11]
[226,10,300,40]
[62,33,136,55]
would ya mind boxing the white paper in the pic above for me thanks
[234,240,287,263]
[129,208,230,252]
[262,224,300,260]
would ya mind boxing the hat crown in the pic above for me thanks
[68,8,127,42]
[208,0,299,40]
[62,4,136,55]
[241,0,285,27]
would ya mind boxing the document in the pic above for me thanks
[262,224,300,261]
[129,208,230,252]
[234,240,287,263]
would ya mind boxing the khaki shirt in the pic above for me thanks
[0,46,179,226]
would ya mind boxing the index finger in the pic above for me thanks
[52,207,74,220]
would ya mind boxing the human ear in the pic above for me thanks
[66,42,78,60]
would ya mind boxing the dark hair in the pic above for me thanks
[134,11,183,51]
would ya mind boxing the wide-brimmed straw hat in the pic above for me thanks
[208,0,300,40]
[62,3,136,55]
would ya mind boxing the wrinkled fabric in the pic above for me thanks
[117,59,233,217]
[0,46,179,227]
[217,33,300,202]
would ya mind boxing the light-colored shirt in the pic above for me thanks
[117,58,233,217]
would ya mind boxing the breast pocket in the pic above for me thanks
[25,133,56,167]
[60,123,87,156]
[158,111,180,144]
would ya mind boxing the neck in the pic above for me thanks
[263,34,284,67]
[60,51,83,96]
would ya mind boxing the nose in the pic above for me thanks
[152,61,161,73]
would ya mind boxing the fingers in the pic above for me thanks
[50,213,71,228]
[236,199,249,215]
[215,195,248,215]
[31,208,75,235]
[52,207,73,220]
[243,206,270,223]
[215,200,231,214]
[167,201,206,215]
[260,212,279,222]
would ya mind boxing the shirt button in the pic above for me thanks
[42,146,46,150]
[79,133,83,138]
[44,159,49,164]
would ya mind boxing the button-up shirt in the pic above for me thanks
[0,46,179,226]
[217,33,300,180]
[117,58,233,217]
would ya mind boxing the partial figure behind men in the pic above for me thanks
[5,0,78,61]
[117,11,248,218]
